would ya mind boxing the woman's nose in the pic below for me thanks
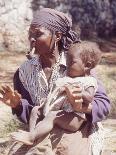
[30,38,36,47]
[31,38,36,43]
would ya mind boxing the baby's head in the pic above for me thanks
[67,41,101,77]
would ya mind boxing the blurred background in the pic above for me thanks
[0,0,116,154]
[0,0,116,52]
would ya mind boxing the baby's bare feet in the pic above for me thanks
[11,130,34,145]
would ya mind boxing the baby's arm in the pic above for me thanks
[82,86,95,105]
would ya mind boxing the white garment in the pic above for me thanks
[44,76,98,118]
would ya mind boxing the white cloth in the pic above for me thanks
[44,76,98,119]
[89,122,105,155]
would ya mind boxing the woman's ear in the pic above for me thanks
[55,32,62,42]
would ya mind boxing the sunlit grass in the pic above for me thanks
[0,119,20,138]
[96,57,116,116]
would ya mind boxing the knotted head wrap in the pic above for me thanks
[31,8,80,50]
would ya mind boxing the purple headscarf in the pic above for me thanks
[31,8,80,50]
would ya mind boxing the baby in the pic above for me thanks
[11,41,101,145]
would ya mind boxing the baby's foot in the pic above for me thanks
[11,130,34,145]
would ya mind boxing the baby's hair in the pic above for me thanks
[69,41,102,69]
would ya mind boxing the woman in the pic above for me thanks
[0,8,110,155]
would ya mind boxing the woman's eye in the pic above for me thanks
[36,32,43,38]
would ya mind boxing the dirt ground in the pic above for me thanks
[0,52,26,154]
[0,51,116,154]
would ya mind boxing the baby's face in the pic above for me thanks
[67,49,85,77]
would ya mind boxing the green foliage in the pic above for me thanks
[0,119,21,138]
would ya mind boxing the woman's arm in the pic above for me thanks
[92,80,111,123]
[12,69,34,123]
[64,80,111,123]
[82,86,95,104]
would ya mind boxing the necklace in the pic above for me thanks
[48,56,61,90]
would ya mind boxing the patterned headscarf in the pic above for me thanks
[31,8,80,50]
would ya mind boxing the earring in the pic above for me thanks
[54,41,57,51]
[26,47,35,59]
[26,37,36,59]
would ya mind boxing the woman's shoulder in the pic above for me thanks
[19,56,40,70]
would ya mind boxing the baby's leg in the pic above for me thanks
[11,106,43,145]
[29,106,43,132]
[31,111,59,140]
[11,130,34,145]
[54,111,85,132]
[11,111,59,145]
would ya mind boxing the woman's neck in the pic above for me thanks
[40,49,60,68]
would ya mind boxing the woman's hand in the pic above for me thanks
[64,84,83,109]
[64,84,92,114]
[0,85,21,108]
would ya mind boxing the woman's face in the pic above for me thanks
[29,25,53,56]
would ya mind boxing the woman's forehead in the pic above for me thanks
[29,25,49,32]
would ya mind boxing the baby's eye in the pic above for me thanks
[71,60,77,64]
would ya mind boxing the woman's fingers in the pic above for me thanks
[65,84,82,99]
[1,85,9,92]
[9,91,21,108]
[0,96,11,106]
[14,91,21,98]
[64,84,82,93]
[75,98,83,104]
[70,86,82,94]
[64,84,83,111]
[6,85,14,92]
[73,92,82,100]
[0,97,4,102]
[0,85,21,107]
[0,89,5,95]
[0,85,13,95]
